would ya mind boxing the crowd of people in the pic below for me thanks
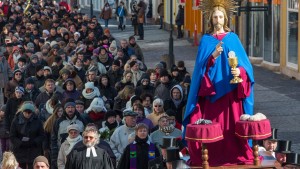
[0,0,192,168]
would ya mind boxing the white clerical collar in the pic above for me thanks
[86,146,97,157]
[133,140,151,145]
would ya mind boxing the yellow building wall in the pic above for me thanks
[183,1,203,37]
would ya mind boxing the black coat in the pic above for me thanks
[117,141,160,169]
[23,88,40,102]
[135,84,155,96]
[164,99,186,124]
[175,8,184,26]
[9,113,45,163]
[148,156,167,169]
[98,140,117,168]
[5,97,23,131]
[99,85,117,110]
[65,142,114,169]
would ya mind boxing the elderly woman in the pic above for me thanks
[57,124,83,169]
[146,98,166,126]
[117,123,160,169]
[9,102,45,169]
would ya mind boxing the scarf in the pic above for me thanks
[82,87,100,99]
[135,135,148,144]
[65,135,83,155]
[13,54,21,64]
[45,99,54,115]
[105,121,118,130]
[74,65,82,71]
[172,99,182,108]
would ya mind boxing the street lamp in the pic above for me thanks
[90,0,93,17]
[168,0,174,70]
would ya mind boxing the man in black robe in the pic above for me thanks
[65,124,114,169]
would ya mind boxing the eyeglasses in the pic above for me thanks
[84,136,94,139]
[154,105,162,107]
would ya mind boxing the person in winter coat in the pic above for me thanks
[136,0,147,40]
[146,98,166,126]
[0,54,13,99]
[116,2,127,31]
[109,111,138,161]
[98,74,117,110]
[65,124,114,169]
[164,85,186,127]
[39,94,61,123]
[175,5,184,38]
[43,104,64,165]
[81,81,101,109]
[62,78,81,105]
[115,71,134,92]
[7,46,22,71]
[50,99,86,169]
[113,85,135,111]
[0,105,9,155]
[157,1,164,29]
[154,69,177,101]
[99,111,119,142]
[106,60,123,88]
[9,102,45,169]
[4,69,24,100]
[5,86,24,133]
[135,73,155,96]
[35,79,63,110]
[134,103,154,132]
[22,77,40,102]
[84,97,107,128]
[57,124,82,169]
[117,123,160,169]
[100,3,112,28]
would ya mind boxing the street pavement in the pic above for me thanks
[100,17,300,152]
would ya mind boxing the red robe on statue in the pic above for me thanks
[188,34,254,166]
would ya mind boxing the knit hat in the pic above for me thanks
[84,82,95,89]
[74,32,81,37]
[35,65,44,72]
[43,66,52,74]
[140,73,150,82]
[75,99,85,105]
[15,86,25,94]
[123,110,138,117]
[85,97,106,113]
[64,98,76,109]
[25,77,35,85]
[13,69,22,75]
[183,75,191,84]
[20,102,35,113]
[42,30,50,36]
[155,63,164,69]
[160,61,167,69]
[30,54,38,61]
[27,42,35,49]
[33,156,49,167]
[112,60,120,67]
[159,69,170,77]
[171,66,179,72]
[50,41,58,48]
[18,57,27,63]
[105,110,116,120]
[67,124,80,132]
[177,60,185,68]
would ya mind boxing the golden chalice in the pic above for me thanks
[228,51,243,84]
